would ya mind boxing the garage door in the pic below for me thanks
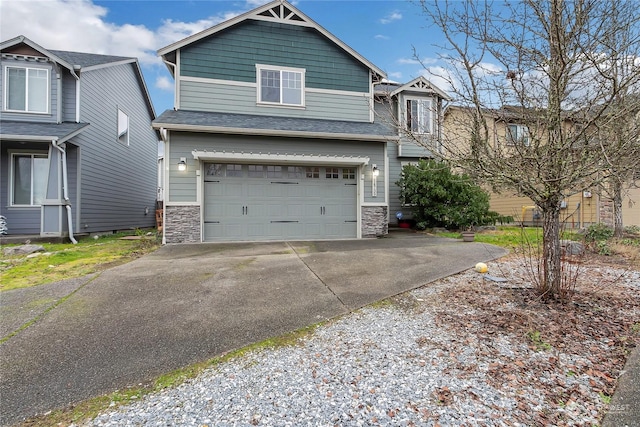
[203,163,358,241]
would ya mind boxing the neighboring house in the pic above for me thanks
[0,35,158,239]
[442,105,640,228]
[373,77,450,223]
[153,0,399,243]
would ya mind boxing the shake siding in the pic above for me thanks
[75,64,157,232]
[0,58,57,123]
[168,132,386,204]
[179,80,370,122]
[180,20,370,93]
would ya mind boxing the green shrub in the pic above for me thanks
[397,159,499,230]
[585,223,614,243]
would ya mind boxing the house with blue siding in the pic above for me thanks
[154,0,404,243]
[374,77,451,225]
[0,36,158,240]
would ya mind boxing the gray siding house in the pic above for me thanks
[0,36,158,240]
[154,0,399,243]
[374,77,450,224]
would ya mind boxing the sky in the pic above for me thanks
[0,0,451,116]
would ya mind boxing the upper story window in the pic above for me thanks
[507,124,530,146]
[4,66,49,113]
[256,64,305,107]
[117,109,129,145]
[10,152,48,206]
[406,98,433,134]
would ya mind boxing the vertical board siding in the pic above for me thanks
[75,63,158,232]
[179,80,370,122]
[0,58,57,123]
[180,20,370,93]
[168,132,385,204]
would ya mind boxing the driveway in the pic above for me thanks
[0,232,507,426]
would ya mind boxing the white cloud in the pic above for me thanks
[397,58,421,65]
[380,11,402,24]
[0,0,245,66]
[374,34,390,40]
[388,71,403,80]
[155,76,173,91]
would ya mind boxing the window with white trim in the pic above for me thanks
[405,98,433,134]
[5,66,49,113]
[257,64,304,106]
[507,124,530,146]
[117,109,129,145]
[10,153,49,206]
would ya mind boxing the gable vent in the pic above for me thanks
[257,3,305,22]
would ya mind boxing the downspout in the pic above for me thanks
[51,141,77,244]
[162,58,178,109]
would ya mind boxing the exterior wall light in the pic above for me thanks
[178,157,187,171]
[372,164,379,177]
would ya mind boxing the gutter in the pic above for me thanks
[51,140,77,244]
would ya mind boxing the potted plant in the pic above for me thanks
[461,226,476,242]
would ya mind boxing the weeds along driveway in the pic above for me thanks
[0,234,507,426]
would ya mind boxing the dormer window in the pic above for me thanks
[4,66,49,113]
[256,64,304,107]
[507,124,530,146]
[406,98,433,134]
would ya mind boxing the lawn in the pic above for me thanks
[1,233,160,292]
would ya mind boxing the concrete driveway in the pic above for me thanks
[0,232,507,426]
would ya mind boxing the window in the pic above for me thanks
[206,163,225,177]
[248,165,264,178]
[5,66,49,113]
[326,168,339,179]
[306,167,320,179]
[507,124,530,146]
[226,164,243,177]
[286,166,304,178]
[266,165,282,178]
[406,98,433,134]
[257,65,304,106]
[117,109,129,145]
[11,153,48,206]
[343,168,356,180]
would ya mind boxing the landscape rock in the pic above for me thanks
[2,244,45,257]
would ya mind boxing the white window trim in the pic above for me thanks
[403,96,434,135]
[117,108,130,146]
[8,150,49,207]
[255,63,305,108]
[507,124,530,146]
[3,65,50,114]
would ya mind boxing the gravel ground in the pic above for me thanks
[84,256,640,427]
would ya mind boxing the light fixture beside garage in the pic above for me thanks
[178,157,187,171]
[372,164,379,197]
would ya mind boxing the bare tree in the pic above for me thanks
[415,0,640,299]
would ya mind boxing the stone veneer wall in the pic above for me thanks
[165,205,201,243]
[598,198,614,228]
[362,206,388,237]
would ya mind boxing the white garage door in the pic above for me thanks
[203,163,358,241]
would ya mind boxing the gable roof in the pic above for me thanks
[386,76,451,100]
[157,0,385,79]
[1,35,155,119]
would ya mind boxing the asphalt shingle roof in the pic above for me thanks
[153,109,397,140]
[48,50,134,68]
[0,120,89,141]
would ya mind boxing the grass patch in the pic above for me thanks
[1,233,159,292]
[19,322,324,427]
[432,226,580,250]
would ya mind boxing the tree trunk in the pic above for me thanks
[613,179,624,238]
[541,202,562,299]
